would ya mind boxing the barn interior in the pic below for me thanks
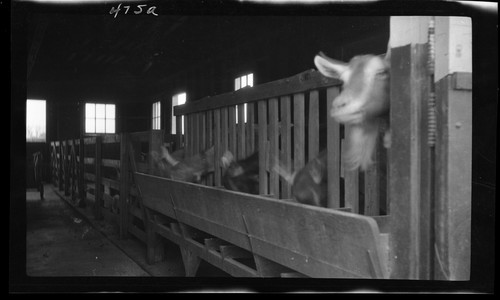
[14,0,493,291]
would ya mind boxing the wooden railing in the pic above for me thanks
[173,69,389,215]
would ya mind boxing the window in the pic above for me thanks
[152,101,161,130]
[26,99,46,142]
[172,93,186,134]
[85,103,115,134]
[234,73,253,123]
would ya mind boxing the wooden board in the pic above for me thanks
[326,87,341,209]
[174,69,341,116]
[134,172,388,278]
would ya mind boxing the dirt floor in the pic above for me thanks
[26,184,228,278]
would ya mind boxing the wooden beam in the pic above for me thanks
[174,69,340,116]
[432,17,472,281]
[388,16,429,279]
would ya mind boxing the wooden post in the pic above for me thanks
[433,17,472,281]
[58,141,63,191]
[388,16,430,279]
[228,106,237,156]
[258,100,268,195]
[206,110,214,186]
[326,87,341,209]
[293,93,305,173]
[64,140,70,196]
[237,103,246,159]
[280,96,292,198]
[344,125,360,213]
[246,103,255,155]
[214,109,222,186]
[149,130,163,172]
[308,90,320,161]
[119,133,130,239]
[269,98,279,198]
[175,113,183,150]
[78,136,86,207]
[94,135,103,220]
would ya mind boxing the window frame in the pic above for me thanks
[171,92,186,135]
[26,99,47,143]
[234,73,254,124]
[84,102,116,135]
[152,101,161,130]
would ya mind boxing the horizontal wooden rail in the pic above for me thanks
[174,69,341,116]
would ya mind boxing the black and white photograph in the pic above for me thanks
[10,0,496,294]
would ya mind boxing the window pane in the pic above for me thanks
[26,99,46,142]
[86,103,95,119]
[106,119,115,133]
[86,118,95,133]
[178,93,186,105]
[235,78,241,90]
[172,94,186,134]
[106,104,115,119]
[248,73,253,87]
[96,104,105,118]
[244,103,248,123]
[241,75,247,87]
[96,118,105,133]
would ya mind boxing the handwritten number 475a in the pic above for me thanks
[110,3,158,18]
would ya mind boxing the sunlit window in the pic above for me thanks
[172,93,186,134]
[85,103,115,134]
[152,101,161,130]
[26,99,46,142]
[234,73,253,124]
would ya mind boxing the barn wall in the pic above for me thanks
[145,17,389,135]
[27,16,389,146]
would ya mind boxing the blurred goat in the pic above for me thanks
[314,45,391,171]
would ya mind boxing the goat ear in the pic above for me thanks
[221,151,234,169]
[314,52,348,79]
[384,40,391,62]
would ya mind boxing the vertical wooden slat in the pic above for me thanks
[308,90,320,161]
[95,136,103,220]
[207,110,214,186]
[326,87,341,209]
[228,106,237,156]
[200,112,206,151]
[221,107,229,155]
[78,136,85,205]
[150,130,163,173]
[64,140,70,196]
[293,93,305,172]
[175,114,183,150]
[364,152,380,216]
[268,98,279,199]
[246,103,255,155]
[192,113,199,155]
[258,100,268,195]
[119,133,130,239]
[213,109,222,186]
[280,96,292,198]
[185,114,191,156]
[199,112,207,184]
[343,125,359,214]
[237,103,246,159]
